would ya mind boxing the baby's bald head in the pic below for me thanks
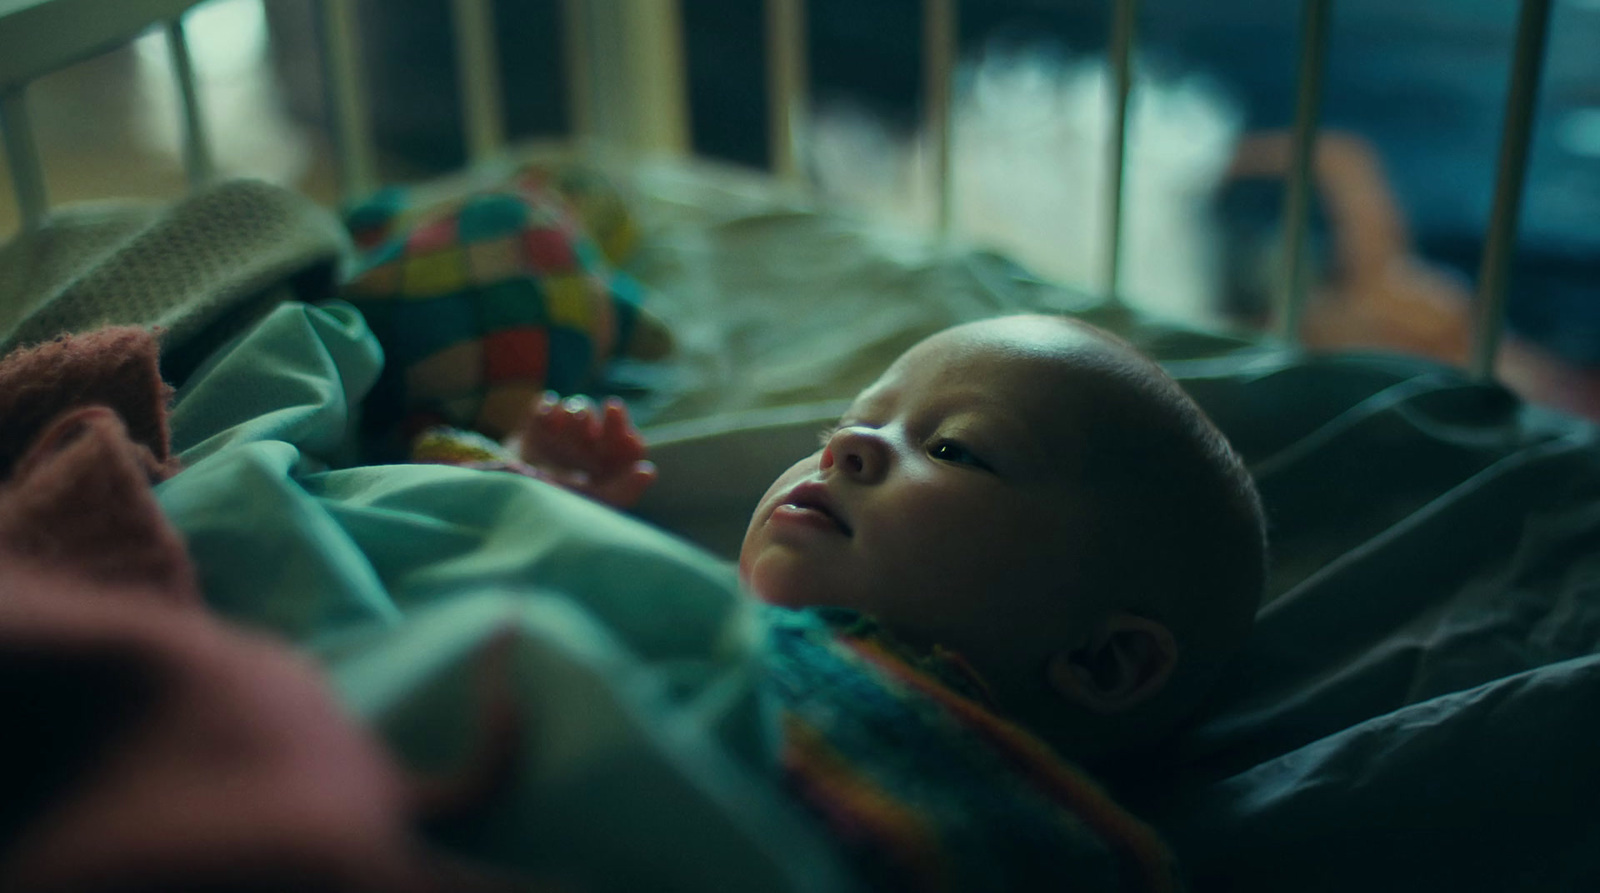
[742,314,1265,760]
[967,315,1266,756]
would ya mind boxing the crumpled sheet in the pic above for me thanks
[0,330,494,892]
[155,300,853,893]
[1144,353,1600,892]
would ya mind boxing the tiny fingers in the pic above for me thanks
[562,395,601,441]
[597,396,649,464]
[591,460,658,508]
[522,391,645,477]
[528,390,565,437]
[534,390,560,416]
[600,397,627,444]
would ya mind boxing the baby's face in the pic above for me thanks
[740,317,1119,673]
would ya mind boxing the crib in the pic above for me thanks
[2,1,1598,891]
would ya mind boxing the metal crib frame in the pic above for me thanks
[0,0,1556,381]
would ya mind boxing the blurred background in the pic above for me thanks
[1,0,1597,411]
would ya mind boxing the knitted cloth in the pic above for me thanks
[0,180,349,383]
[341,165,673,444]
[765,607,1182,893]
[0,327,176,480]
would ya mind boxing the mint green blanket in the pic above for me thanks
[156,300,851,892]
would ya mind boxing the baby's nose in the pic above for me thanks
[822,427,888,483]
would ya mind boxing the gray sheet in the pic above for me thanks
[1149,353,1600,891]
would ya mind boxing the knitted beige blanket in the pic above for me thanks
[0,179,349,380]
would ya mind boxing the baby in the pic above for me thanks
[508,314,1266,763]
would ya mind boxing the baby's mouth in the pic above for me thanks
[778,484,853,536]
[783,501,851,536]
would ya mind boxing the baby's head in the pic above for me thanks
[740,314,1265,763]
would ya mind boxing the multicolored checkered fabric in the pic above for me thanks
[342,166,661,446]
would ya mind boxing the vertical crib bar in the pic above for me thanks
[1471,0,1552,380]
[589,0,688,154]
[766,0,809,181]
[561,0,594,141]
[0,87,47,229]
[1102,0,1138,305]
[165,17,214,188]
[1278,0,1332,342]
[584,1,624,146]
[451,0,506,162]
[316,0,375,200]
[923,0,955,234]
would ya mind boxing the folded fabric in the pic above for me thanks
[146,298,1187,889]
[0,408,195,603]
[0,326,177,480]
[0,180,349,384]
[157,300,853,892]
[766,607,1181,893]
[0,396,522,893]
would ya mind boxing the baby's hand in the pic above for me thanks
[507,392,657,508]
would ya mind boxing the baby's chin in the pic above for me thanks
[740,549,839,611]
[741,562,806,608]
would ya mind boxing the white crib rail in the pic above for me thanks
[0,0,213,228]
[765,0,808,182]
[0,87,45,227]
[923,0,956,235]
[0,0,1564,385]
[561,0,593,142]
[314,0,374,202]
[575,0,689,155]
[0,0,208,86]
[451,0,506,164]
[165,17,214,187]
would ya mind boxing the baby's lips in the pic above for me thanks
[780,481,853,536]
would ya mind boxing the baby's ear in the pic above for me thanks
[1047,613,1177,714]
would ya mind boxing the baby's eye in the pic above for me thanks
[929,439,988,470]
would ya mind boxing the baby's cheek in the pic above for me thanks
[736,529,762,584]
[737,501,780,583]
[741,460,816,584]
